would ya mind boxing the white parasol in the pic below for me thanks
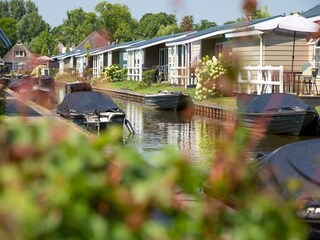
[255,13,320,73]
[36,56,53,61]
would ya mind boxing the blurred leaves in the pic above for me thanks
[0,117,308,239]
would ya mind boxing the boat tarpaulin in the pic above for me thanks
[239,93,316,113]
[256,138,320,200]
[57,91,121,115]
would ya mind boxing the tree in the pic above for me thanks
[113,22,135,42]
[194,19,217,31]
[157,24,181,37]
[17,11,49,43]
[0,0,10,18]
[61,8,98,47]
[9,0,25,20]
[30,30,56,55]
[252,5,271,19]
[134,12,177,39]
[224,20,237,25]
[25,0,38,14]
[95,1,137,41]
[180,15,194,32]
[0,17,18,45]
[240,4,271,22]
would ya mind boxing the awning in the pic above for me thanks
[225,30,264,38]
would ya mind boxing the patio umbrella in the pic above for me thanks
[36,56,53,61]
[255,13,320,73]
[276,13,320,73]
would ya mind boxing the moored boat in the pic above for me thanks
[255,139,320,239]
[8,75,56,108]
[237,93,320,136]
[56,91,132,134]
[65,81,92,94]
[144,90,194,111]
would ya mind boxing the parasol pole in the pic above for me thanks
[290,31,296,92]
[291,31,296,74]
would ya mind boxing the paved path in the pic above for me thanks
[4,89,93,137]
[5,89,53,117]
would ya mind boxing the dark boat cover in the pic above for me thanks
[57,91,122,115]
[239,93,315,113]
[256,139,320,239]
[256,139,320,200]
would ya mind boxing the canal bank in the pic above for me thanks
[88,85,237,121]
[54,81,237,121]
[4,88,94,138]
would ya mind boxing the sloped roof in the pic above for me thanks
[166,15,281,46]
[76,31,110,50]
[0,28,11,48]
[126,32,192,50]
[2,41,35,63]
[303,4,320,18]
[52,48,85,60]
[89,40,141,56]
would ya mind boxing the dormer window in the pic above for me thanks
[15,50,25,57]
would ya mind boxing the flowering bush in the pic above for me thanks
[195,53,235,100]
[99,64,125,82]
[31,65,47,76]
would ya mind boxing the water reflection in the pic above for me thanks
[54,87,319,168]
[115,97,228,166]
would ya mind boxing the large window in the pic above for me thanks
[177,45,185,67]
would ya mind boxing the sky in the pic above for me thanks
[31,0,320,28]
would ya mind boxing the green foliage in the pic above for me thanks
[99,64,124,82]
[194,19,217,31]
[113,21,136,42]
[61,8,97,47]
[134,12,177,39]
[0,0,10,18]
[195,54,236,100]
[30,30,55,55]
[95,1,136,42]
[0,89,6,115]
[140,69,156,87]
[25,0,38,14]
[31,64,46,76]
[0,17,18,45]
[17,11,49,43]
[85,42,90,58]
[156,24,181,37]
[0,65,9,75]
[9,0,25,20]
[0,115,308,239]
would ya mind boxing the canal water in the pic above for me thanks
[55,87,318,169]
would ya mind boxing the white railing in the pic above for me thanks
[238,65,284,95]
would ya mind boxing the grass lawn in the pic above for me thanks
[93,80,237,109]
[56,77,320,111]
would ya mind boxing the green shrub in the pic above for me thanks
[31,65,47,76]
[99,65,124,82]
[0,89,5,115]
[142,69,156,86]
[0,65,9,75]
[0,118,308,240]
